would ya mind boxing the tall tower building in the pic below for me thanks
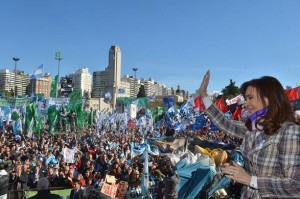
[107,45,121,107]
[92,45,121,107]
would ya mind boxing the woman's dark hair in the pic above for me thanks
[240,76,296,135]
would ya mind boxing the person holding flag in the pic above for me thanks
[199,70,300,198]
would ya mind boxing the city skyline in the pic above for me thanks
[1,1,300,94]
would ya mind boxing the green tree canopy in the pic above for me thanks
[221,79,240,100]
[137,85,146,98]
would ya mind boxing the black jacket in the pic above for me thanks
[70,188,84,199]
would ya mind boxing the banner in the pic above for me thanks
[101,181,128,199]
[62,148,75,163]
[225,94,244,106]
[0,97,31,107]
[163,96,175,112]
[48,97,69,110]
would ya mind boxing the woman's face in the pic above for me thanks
[244,86,268,115]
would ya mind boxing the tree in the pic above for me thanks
[137,85,146,98]
[221,79,240,100]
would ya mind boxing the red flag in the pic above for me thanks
[285,87,300,101]
[194,96,206,112]
[215,97,228,113]
[232,106,243,120]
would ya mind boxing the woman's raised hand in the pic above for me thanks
[199,70,210,97]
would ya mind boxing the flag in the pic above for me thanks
[141,143,149,197]
[215,97,228,113]
[30,64,44,79]
[118,88,126,94]
[232,106,243,120]
[27,118,34,138]
[182,96,195,109]
[285,87,300,110]
[133,97,149,112]
[13,119,22,134]
[150,107,164,123]
[55,51,61,59]
[50,75,58,98]
[194,96,206,112]
[68,89,82,110]
[163,96,175,112]
[147,92,156,102]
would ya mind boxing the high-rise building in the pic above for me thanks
[153,82,166,96]
[0,69,29,96]
[60,76,73,97]
[91,70,107,98]
[27,73,51,98]
[121,75,140,98]
[68,68,92,97]
[140,78,155,96]
[92,45,121,107]
[0,69,14,92]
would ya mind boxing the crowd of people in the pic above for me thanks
[0,71,299,199]
[0,117,239,199]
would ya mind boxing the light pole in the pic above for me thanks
[12,57,20,98]
[132,67,138,97]
[55,52,63,98]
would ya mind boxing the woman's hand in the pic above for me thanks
[199,70,210,97]
[221,161,251,186]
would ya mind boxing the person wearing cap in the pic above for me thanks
[27,177,61,199]
[0,160,9,199]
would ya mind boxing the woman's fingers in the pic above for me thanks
[199,70,210,97]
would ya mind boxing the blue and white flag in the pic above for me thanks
[141,144,150,197]
[147,93,156,102]
[118,88,126,94]
[13,119,22,134]
[30,64,44,79]
[27,118,34,138]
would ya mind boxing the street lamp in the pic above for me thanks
[132,67,138,97]
[12,57,20,98]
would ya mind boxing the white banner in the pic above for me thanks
[62,148,75,163]
[225,94,244,106]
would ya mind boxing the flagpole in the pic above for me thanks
[55,52,63,98]
[12,57,20,98]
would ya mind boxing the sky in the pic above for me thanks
[1,0,300,94]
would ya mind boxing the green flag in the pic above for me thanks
[68,89,82,110]
[150,107,164,123]
[50,75,58,98]
[88,108,94,127]
[136,97,149,110]
[55,52,61,59]
[48,105,58,133]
